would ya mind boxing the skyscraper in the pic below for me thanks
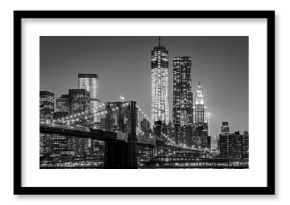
[40,91,54,123]
[211,135,218,151]
[151,37,169,124]
[54,94,70,119]
[220,130,244,159]
[194,81,205,123]
[242,131,249,158]
[193,82,209,149]
[221,121,230,135]
[172,56,193,145]
[78,73,99,122]
[173,56,193,126]
[68,89,90,115]
[141,118,150,137]
[55,94,70,113]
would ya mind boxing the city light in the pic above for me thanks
[40,37,248,169]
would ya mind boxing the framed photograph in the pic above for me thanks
[14,11,275,195]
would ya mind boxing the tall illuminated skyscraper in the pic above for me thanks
[194,81,205,123]
[172,56,193,146]
[151,37,169,124]
[172,56,193,126]
[78,73,99,122]
[193,82,209,149]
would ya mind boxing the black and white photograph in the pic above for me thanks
[13,10,275,195]
[39,36,249,169]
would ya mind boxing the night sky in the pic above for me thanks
[40,36,248,137]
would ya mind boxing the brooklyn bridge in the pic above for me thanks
[40,101,248,169]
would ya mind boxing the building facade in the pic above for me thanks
[68,89,90,115]
[242,131,249,158]
[219,128,249,159]
[165,121,174,142]
[193,82,209,149]
[56,94,70,112]
[40,91,54,123]
[194,82,205,124]
[151,37,169,124]
[221,121,230,135]
[54,94,70,119]
[193,122,209,148]
[172,56,193,146]
[68,89,91,158]
[141,118,151,137]
[210,135,218,151]
[219,133,242,159]
[78,73,99,122]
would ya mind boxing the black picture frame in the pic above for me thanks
[14,10,275,195]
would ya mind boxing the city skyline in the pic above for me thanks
[40,36,248,137]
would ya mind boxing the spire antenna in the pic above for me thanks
[158,36,161,47]
[198,81,201,85]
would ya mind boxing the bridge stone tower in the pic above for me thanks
[104,101,138,169]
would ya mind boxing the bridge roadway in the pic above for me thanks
[40,124,200,152]
[40,124,155,145]
[40,124,117,141]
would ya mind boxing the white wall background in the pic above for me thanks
[0,0,287,204]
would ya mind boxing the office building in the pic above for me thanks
[211,136,218,151]
[141,118,150,137]
[172,56,194,146]
[78,73,99,122]
[54,94,70,119]
[40,91,54,123]
[193,82,209,149]
[151,37,169,124]
[219,128,247,159]
[68,89,90,115]
[221,121,230,135]
[242,131,249,158]
[194,81,205,123]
